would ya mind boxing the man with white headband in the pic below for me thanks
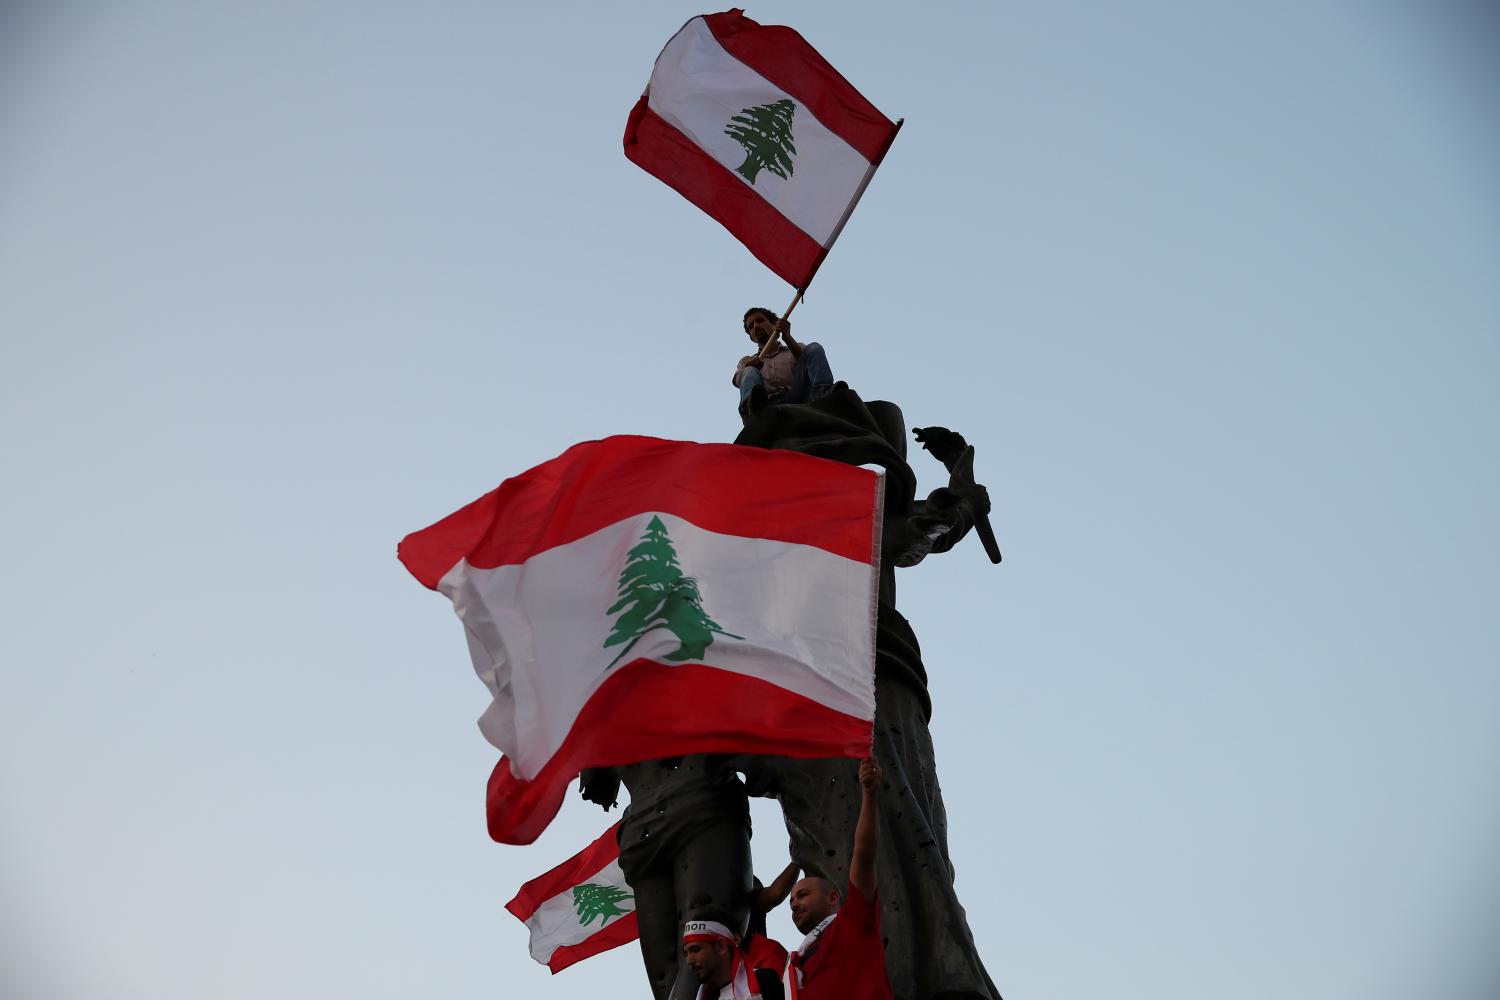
[683,919,785,1000]
[784,757,893,1000]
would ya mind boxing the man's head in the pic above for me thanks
[682,920,738,987]
[743,307,777,346]
[788,876,842,934]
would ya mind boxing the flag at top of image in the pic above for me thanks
[398,436,881,845]
[625,9,901,288]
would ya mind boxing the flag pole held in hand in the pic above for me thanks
[758,288,806,360]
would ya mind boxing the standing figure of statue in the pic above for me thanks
[732,383,1003,1000]
[579,755,754,1000]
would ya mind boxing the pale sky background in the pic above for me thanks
[2,3,1498,999]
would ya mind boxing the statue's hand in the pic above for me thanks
[893,447,992,566]
[918,432,1003,564]
[913,426,969,470]
[578,768,620,810]
[895,494,959,567]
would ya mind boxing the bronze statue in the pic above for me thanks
[732,382,1003,1000]
[575,383,1001,1000]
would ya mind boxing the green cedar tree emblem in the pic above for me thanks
[723,99,797,184]
[573,882,634,927]
[603,516,742,669]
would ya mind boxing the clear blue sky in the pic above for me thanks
[2,3,1497,998]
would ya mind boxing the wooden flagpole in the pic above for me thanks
[757,117,904,359]
[757,287,806,359]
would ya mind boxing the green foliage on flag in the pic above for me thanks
[603,516,742,669]
[572,882,634,927]
[724,99,797,184]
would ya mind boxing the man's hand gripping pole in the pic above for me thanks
[756,287,806,360]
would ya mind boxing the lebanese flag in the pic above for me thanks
[506,822,638,973]
[398,435,881,845]
[625,9,901,288]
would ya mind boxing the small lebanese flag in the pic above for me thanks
[506,822,638,974]
[398,435,881,845]
[625,9,901,288]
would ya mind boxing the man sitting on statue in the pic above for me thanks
[784,757,893,1000]
[684,919,786,1000]
[733,307,834,422]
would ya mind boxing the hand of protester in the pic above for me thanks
[744,356,765,368]
[774,317,798,351]
[858,757,881,792]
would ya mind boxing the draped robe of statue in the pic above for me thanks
[731,383,1003,1000]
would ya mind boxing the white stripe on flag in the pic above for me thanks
[443,510,877,778]
[647,17,872,246]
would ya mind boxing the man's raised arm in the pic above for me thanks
[849,757,881,899]
[756,862,801,914]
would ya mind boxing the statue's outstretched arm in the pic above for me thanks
[895,446,991,566]
[908,427,1000,563]
[930,445,992,555]
[912,426,968,468]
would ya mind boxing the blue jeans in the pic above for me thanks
[737,342,833,411]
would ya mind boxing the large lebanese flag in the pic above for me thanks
[506,822,638,973]
[398,435,881,845]
[625,9,901,288]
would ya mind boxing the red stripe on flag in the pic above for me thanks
[625,98,823,288]
[702,10,898,164]
[546,912,640,974]
[485,661,874,845]
[505,821,623,922]
[398,435,879,587]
